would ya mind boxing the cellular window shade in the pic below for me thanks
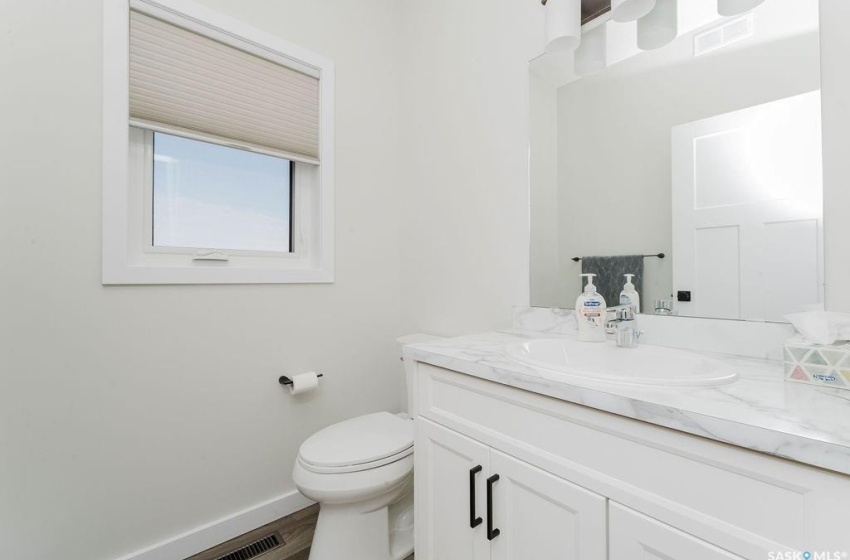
[129,10,320,162]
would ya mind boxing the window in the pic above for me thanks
[150,132,292,255]
[102,0,334,284]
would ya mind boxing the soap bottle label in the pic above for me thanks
[581,303,603,325]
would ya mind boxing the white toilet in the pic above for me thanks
[293,334,439,560]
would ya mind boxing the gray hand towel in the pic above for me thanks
[580,255,644,309]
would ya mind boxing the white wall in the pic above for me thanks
[820,0,850,313]
[552,4,820,309]
[0,1,405,559]
[398,0,544,335]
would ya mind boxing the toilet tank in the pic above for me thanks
[396,334,444,417]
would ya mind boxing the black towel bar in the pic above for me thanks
[572,253,665,262]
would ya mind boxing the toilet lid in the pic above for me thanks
[299,412,413,470]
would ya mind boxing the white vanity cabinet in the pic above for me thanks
[413,361,850,560]
[609,503,744,560]
[416,418,607,560]
[489,448,607,560]
[415,419,491,560]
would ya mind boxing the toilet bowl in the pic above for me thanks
[293,412,414,560]
[293,334,441,560]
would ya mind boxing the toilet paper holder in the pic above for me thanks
[279,374,324,386]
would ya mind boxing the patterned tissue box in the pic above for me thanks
[784,339,850,391]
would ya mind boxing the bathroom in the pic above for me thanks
[0,0,848,559]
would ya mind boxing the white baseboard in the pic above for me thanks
[114,490,315,560]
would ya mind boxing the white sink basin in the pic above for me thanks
[505,338,739,387]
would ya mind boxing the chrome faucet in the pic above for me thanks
[605,304,643,348]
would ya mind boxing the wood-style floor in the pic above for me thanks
[186,503,413,560]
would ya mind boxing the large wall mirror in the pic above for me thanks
[529,0,822,322]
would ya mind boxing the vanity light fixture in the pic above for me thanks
[717,0,765,17]
[611,0,657,22]
[545,0,582,53]
[637,0,678,50]
[574,23,607,76]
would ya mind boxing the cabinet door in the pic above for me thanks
[489,450,607,560]
[609,503,745,560]
[415,418,490,560]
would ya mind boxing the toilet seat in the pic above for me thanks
[298,412,414,474]
[298,447,413,474]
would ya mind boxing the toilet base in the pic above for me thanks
[307,489,414,560]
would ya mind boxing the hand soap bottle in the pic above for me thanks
[576,273,607,342]
[619,274,640,314]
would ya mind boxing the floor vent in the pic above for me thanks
[213,533,282,560]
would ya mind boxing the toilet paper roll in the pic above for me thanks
[288,372,320,395]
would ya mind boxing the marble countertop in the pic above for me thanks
[405,330,850,476]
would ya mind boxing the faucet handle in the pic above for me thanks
[610,304,636,321]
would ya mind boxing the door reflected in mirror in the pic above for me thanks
[529,0,822,322]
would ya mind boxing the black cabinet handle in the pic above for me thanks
[486,474,501,541]
[469,465,483,528]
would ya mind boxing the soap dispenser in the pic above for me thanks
[619,274,640,314]
[576,273,608,342]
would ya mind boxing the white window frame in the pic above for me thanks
[102,0,334,284]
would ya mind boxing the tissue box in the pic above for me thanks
[784,339,850,391]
